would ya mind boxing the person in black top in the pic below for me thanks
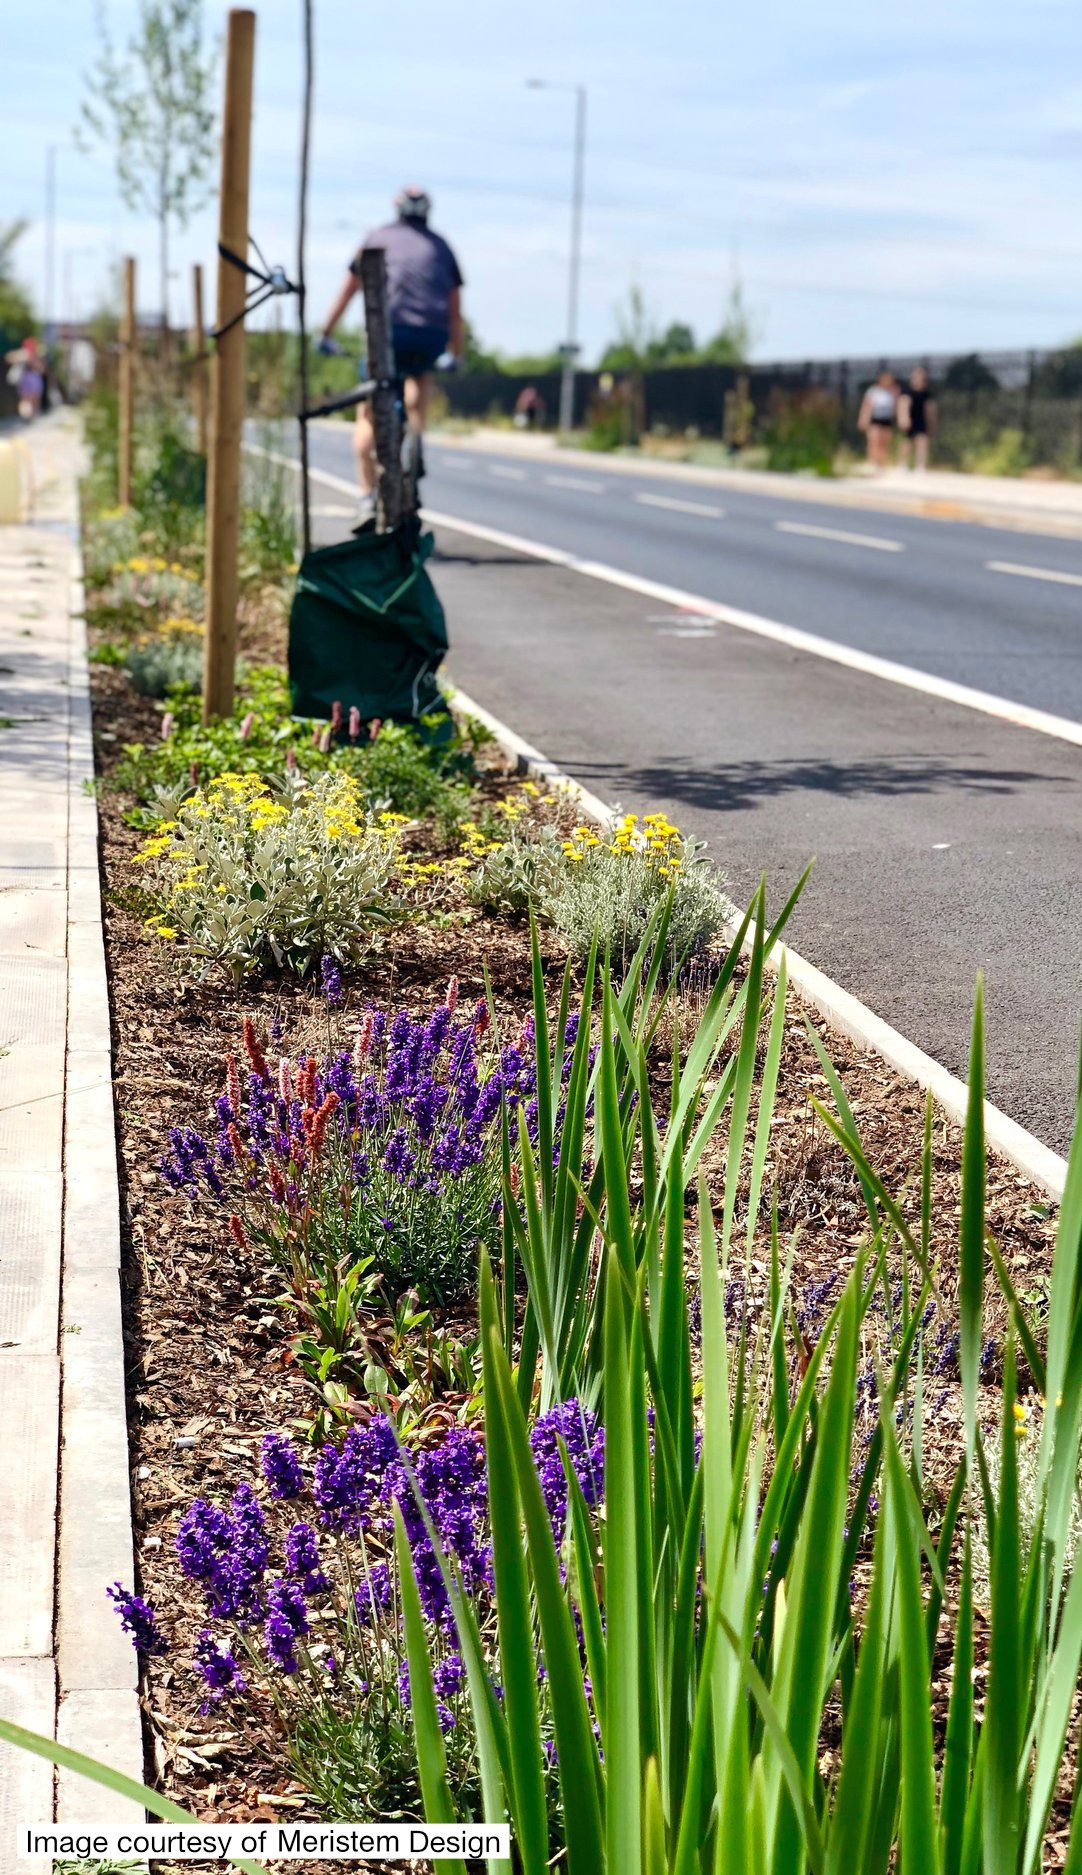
[899,366,937,470]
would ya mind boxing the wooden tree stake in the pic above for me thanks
[202,8,256,723]
[118,256,136,507]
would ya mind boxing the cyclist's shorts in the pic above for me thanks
[391,324,448,377]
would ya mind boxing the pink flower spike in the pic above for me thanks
[445,975,459,1015]
[189,761,200,786]
[369,717,382,742]
[311,725,321,748]
[318,725,332,753]
[285,747,297,773]
[348,706,361,741]
[278,1056,293,1101]
[354,1009,374,1068]
[238,711,255,741]
[226,1052,240,1116]
[330,699,344,733]
[160,711,175,740]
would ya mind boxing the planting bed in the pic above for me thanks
[77,413,1082,1874]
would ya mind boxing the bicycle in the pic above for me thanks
[304,250,427,532]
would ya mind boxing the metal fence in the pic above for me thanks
[442,346,1082,471]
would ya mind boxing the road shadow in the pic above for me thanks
[558,753,1077,815]
[431,549,535,568]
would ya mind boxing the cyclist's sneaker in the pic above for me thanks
[351,491,377,533]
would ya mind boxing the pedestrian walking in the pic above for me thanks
[857,367,898,469]
[898,365,936,470]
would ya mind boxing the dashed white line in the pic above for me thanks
[244,443,1082,752]
[544,473,606,494]
[442,458,476,472]
[489,464,528,481]
[636,492,725,519]
[775,519,904,553]
[986,560,1082,589]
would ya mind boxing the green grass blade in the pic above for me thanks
[393,1502,469,1875]
[746,951,788,1258]
[959,977,986,1460]
[940,1530,975,1875]
[0,1719,271,1875]
[982,1337,1023,1875]
[882,1424,941,1875]
[604,1247,643,1875]
[479,1261,549,1875]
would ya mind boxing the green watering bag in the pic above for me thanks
[288,518,449,727]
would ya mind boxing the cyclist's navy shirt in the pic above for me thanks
[351,221,464,331]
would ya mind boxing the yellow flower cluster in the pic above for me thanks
[116,554,187,577]
[160,616,203,636]
[561,811,685,877]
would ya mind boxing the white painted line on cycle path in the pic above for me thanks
[636,492,726,519]
[986,560,1082,588]
[245,443,1082,752]
[544,473,606,494]
[775,519,904,552]
[488,464,528,481]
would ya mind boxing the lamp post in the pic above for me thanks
[527,78,587,434]
[44,145,58,343]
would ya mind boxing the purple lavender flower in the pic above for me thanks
[261,1432,304,1500]
[313,1418,398,1531]
[107,1582,168,1656]
[285,1521,329,1595]
[530,1400,605,1542]
[354,1560,393,1625]
[194,1630,245,1710]
[320,954,344,1008]
[265,1576,309,1674]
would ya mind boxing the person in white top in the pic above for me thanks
[857,368,898,469]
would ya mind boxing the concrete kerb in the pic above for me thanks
[57,490,146,1823]
[451,685,1070,1202]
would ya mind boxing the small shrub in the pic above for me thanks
[465,819,566,917]
[83,508,145,589]
[131,771,406,976]
[109,1409,601,1817]
[160,990,575,1308]
[549,812,731,968]
[764,388,841,475]
[124,621,206,697]
[113,666,476,826]
[961,424,1033,477]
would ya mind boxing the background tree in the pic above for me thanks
[0,221,36,355]
[78,0,217,332]
[598,283,657,371]
[701,277,759,365]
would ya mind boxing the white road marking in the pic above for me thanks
[442,458,476,472]
[986,559,1082,589]
[489,464,528,481]
[657,625,717,638]
[311,502,355,517]
[637,492,725,519]
[775,519,904,553]
[244,444,1082,751]
[544,473,606,494]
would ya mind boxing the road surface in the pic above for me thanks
[294,425,1082,1154]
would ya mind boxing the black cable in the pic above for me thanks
[297,0,314,558]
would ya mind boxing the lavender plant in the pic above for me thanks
[109,1407,604,1823]
[159,988,578,1327]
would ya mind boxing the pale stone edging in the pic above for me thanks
[55,457,146,1824]
[451,685,1068,1202]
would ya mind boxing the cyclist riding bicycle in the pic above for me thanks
[319,186,465,519]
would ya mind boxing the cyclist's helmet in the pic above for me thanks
[394,185,431,223]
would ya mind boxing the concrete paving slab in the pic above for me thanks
[58,1266,137,1696]
[56,1690,147,1830]
[0,1657,56,1874]
[64,1052,120,1186]
[0,1171,61,1353]
[66,923,111,1054]
[0,1353,59,1658]
[0,842,67,895]
[0,884,67,955]
[0,1044,65,1172]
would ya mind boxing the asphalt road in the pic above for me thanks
[296,425,1082,1153]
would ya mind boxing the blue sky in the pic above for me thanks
[4,0,1082,362]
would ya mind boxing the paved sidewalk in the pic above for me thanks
[426,423,1082,538]
[0,413,143,1865]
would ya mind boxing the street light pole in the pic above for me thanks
[527,78,587,434]
[562,85,586,434]
[44,145,57,341]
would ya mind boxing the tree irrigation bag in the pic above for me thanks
[288,516,450,730]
